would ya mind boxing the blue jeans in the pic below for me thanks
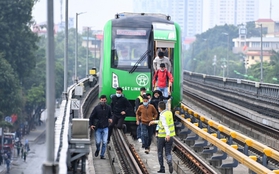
[141,124,154,149]
[137,122,142,139]
[157,137,173,170]
[95,127,109,157]
[6,159,10,173]
[157,87,168,97]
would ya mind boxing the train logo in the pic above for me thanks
[136,74,149,86]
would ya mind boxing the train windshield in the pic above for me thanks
[113,38,148,69]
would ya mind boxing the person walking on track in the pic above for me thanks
[136,95,158,154]
[108,87,132,143]
[149,101,175,173]
[134,87,147,143]
[90,95,112,159]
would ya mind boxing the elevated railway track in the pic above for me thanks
[61,74,279,173]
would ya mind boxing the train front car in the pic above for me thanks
[99,13,182,138]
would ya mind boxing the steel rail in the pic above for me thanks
[173,137,218,174]
[112,128,148,174]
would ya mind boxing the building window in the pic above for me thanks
[252,42,260,48]
[252,56,254,60]
[263,42,270,48]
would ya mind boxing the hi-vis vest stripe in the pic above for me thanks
[138,96,143,103]
[158,110,175,137]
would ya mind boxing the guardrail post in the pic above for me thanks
[192,128,208,152]
[243,139,254,156]
[184,123,199,146]
[262,154,268,167]
[218,145,239,174]
[201,133,218,158]
[243,144,249,155]
[228,136,233,145]
[178,118,192,141]
[208,139,228,167]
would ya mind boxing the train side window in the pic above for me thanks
[111,49,117,68]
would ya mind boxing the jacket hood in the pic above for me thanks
[152,90,163,97]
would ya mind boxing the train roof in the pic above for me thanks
[112,13,174,28]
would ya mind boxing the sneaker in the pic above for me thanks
[157,169,165,173]
[122,124,127,133]
[168,163,173,173]
[100,156,106,159]
[144,149,150,154]
[95,150,99,157]
[138,138,142,143]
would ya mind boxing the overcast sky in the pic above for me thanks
[32,0,279,30]
[32,0,133,30]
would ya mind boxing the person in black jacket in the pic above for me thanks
[108,87,132,143]
[90,95,112,159]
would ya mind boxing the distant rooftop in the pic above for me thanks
[256,19,274,22]
[246,51,272,56]
[116,12,171,20]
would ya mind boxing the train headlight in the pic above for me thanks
[112,73,119,88]
[168,32,175,39]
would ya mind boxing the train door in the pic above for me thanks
[152,22,176,92]
[152,22,176,71]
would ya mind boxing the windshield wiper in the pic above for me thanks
[129,50,151,74]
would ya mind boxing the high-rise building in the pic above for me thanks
[206,0,259,30]
[132,0,203,38]
[185,0,203,37]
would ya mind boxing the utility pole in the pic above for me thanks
[206,39,209,74]
[43,0,59,173]
[94,34,97,68]
[260,24,263,83]
[75,12,86,83]
[226,35,229,77]
[222,32,229,77]
[213,55,216,75]
[191,42,195,72]
[63,0,68,97]
[86,27,89,77]
[75,13,78,83]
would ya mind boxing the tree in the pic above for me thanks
[0,0,39,130]
[0,0,39,80]
[185,24,240,75]
[0,53,23,118]
[245,21,267,38]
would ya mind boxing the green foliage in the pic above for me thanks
[246,50,279,84]
[245,21,267,38]
[185,24,241,76]
[0,121,13,129]
[0,0,40,124]
[0,0,39,79]
[0,53,22,118]
[184,21,278,83]
[55,28,99,85]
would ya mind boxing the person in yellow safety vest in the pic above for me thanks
[135,87,146,144]
[149,101,175,174]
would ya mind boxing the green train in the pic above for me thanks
[99,12,182,134]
